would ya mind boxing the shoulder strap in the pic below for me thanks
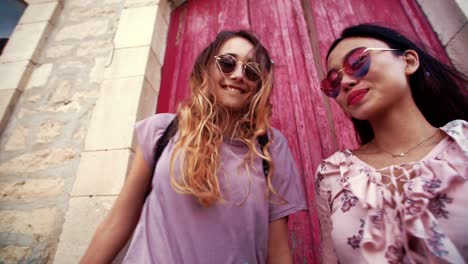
[257,134,269,176]
[153,116,178,167]
[145,117,178,197]
[149,117,270,196]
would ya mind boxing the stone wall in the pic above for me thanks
[0,0,126,262]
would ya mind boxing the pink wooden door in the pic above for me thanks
[156,0,447,262]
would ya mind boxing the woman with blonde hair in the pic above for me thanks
[81,30,306,263]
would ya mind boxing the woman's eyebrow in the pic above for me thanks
[225,53,256,62]
[225,52,237,58]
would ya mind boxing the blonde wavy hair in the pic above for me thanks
[169,31,283,207]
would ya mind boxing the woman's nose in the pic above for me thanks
[229,63,244,80]
[340,72,358,93]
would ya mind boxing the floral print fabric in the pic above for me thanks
[315,120,468,263]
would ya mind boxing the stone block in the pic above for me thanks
[114,5,159,48]
[418,0,466,45]
[44,44,74,59]
[53,196,116,264]
[145,49,162,92]
[48,79,72,104]
[19,2,60,25]
[136,79,157,122]
[158,0,172,24]
[0,207,56,236]
[4,124,27,151]
[124,0,160,8]
[0,60,34,91]
[0,148,75,174]
[67,6,118,22]
[103,47,151,80]
[76,40,113,57]
[151,8,169,64]
[89,58,108,84]
[84,76,146,150]
[0,246,32,264]
[0,89,20,135]
[0,22,51,63]
[23,0,58,3]
[68,0,94,7]
[0,89,16,118]
[0,178,64,201]
[37,100,81,113]
[170,0,186,9]
[446,23,468,77]
[455,0,468,18]
[71,149,132,196]
[54,20,109,41]
[37,120,63,143]
[25,63,53,90]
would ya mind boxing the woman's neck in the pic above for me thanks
[219,111,243,138]
[368,100,437,153]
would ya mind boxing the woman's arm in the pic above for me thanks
[315,174,340,264]
[80,144,152,263]
[267,217,292,264]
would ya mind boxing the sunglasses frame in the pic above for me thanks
[214,54,262,82]
[321,47,399,98]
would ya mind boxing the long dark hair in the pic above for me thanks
[326,23,468,144]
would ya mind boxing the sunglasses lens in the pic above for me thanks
[244,63,261,82]
[344,47,370,78]
[217,54,262,82]
[321,70,341,98]
[217,55,237,74]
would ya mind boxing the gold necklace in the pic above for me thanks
[372,129,439,158]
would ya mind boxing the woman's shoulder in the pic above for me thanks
[269,127,286,142]
[137,113,176,125]
[320,149,354,168]
[136,113,176,132]
[440,119,467,152]
[441,119,467,137]
[315,150,354,180]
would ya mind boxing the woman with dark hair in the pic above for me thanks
[80,30,306,263]
[315,23,467,263]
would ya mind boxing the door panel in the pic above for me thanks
[158,0,251,112]
[157,0,448,262]
[249,1,329,261]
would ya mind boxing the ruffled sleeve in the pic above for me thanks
[315,152,347,264]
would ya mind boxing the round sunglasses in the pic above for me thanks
[214,54,262,82]
[321,47,399,98]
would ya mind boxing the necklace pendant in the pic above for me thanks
[392,152,405,158]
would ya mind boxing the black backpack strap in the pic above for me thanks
[146,117,178,197]
[154,116,178,166]
[257,134,269,177]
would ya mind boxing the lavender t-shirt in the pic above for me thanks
[122,114,307,264]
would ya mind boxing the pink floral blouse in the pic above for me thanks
[315,120,467,263]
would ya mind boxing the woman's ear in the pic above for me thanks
[403,49,419,75]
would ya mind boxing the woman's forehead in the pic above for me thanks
[218,37,255,58]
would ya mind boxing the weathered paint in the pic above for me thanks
[157,0,448,262]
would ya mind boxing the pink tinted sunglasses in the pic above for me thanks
[321,47,399,98]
